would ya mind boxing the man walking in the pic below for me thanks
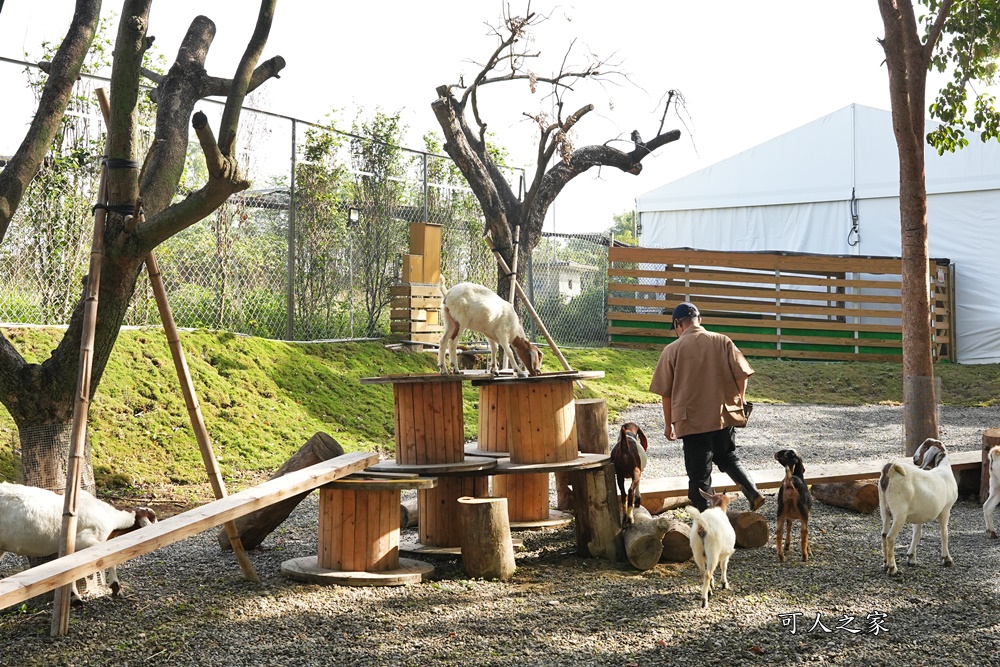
[649,302,764,511]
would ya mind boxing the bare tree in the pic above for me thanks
[0,0,284,480]
[431,6,681,296]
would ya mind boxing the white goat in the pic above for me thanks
[878,438,958,575]
[984,445,1000,539]
[437,279,542,377]
[0,482,157,602]
[686,488,736,609]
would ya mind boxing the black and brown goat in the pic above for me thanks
[611,423,648,525]
[774,448,812,562]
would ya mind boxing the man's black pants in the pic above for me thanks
[682,427,761,510]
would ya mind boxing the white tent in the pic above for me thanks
[636,103,1000,364]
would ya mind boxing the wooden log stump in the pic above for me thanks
[218,432,343,551]
[727,511,768,549]
[569,463,625,562]
[556,398,609,510]
[812,480,879,513]
[659,518,693,562]
[983,429,1000,504]
[400,496,419,529]
[458,497,516,580]
[643,493,736,515]
[623,505,675,570]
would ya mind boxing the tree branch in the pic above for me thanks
[923,0,956,65]
[202,55,286,98]
[217,0,277,155]
[0,0,101,243]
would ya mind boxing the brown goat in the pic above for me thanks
[775,448,811,562]
[611,423,648,525]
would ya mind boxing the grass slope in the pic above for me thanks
[2,327,999,499]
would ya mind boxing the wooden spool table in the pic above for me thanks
[281,473,437,586]
[471,371,606,529]
[360,374,495,554]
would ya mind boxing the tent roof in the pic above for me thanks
[637,104,1000,213]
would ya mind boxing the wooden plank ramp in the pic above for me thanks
[0,451,377,611]
[641,450,983,500]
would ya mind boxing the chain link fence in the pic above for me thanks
[0,58,609,347]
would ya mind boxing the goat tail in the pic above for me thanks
[438,276,448,299]
[685,506,702,520]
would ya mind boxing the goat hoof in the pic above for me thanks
[111,582,121,597]
[942,557,954,567]
[70,597,84,608]
[905,557,918,567]
[777,553,785,562]
[988,530,998,539]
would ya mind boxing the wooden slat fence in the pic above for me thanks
[607,247,955,363]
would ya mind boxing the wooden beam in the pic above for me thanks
[0,452,377,611]
[640,450,983,500]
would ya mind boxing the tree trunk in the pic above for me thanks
[458,496,516,580]
[556,398,609,510]
[217,432,343,550]
[727,511,768,549]
[569,463,625,561]
[623,505,672,570]
[659,518,693,563]
[400,496,419,529]
[812,480,879,514]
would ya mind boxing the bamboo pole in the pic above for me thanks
[484,232,575,376]
[51,89,113,637]
[502,225,520,371]
[145,247,260,582]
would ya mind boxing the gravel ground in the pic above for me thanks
[2,403,1000,667]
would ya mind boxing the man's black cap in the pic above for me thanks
[671,302,700,328]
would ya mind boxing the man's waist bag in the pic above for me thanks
[734,401,754,428]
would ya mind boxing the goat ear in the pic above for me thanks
[698,488,714,501]
[636,427,649,451]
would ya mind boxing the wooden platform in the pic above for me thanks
[640,450,984,500]
[0,451,377,611]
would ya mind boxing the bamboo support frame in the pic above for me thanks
[484,232,575,378]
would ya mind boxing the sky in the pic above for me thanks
[0,0,926,234]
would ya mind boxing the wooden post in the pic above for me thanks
[727,511,768,549]
[218,432,344,550]
[502,225,520,371]
[569,463,625,561]
[983,429,1000,504]
[53,88,112,636]
[557,398,608,510]
[458,497,516,580]
[812,480,879,513]
[623,505,673,570]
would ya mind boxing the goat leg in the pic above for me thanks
[776,516,786,561]
[939,509,954,567]
[906,523,923,566]
[801,519,810,562]
[985,488,1000,538]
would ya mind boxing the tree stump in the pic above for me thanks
[556,398,609,510]
[983,429,1000,504]
[623,505,675,570]
[569,463,625,561]
[641,495,689,515]
[727,511,768,549]
[400,496,419,529]
[659,518,693,562]
[218,432,343,550]
[458,497,516,580]
[812,480,879,513]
